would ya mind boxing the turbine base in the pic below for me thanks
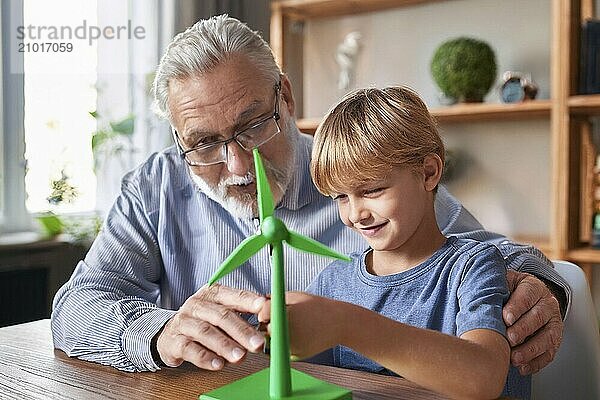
[199,367,352,399]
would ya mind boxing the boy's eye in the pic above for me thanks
[332,194,348,201]
[364,187,383,196]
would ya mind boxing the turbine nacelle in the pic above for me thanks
[261,216,288,243]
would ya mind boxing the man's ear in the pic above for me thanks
[423,154,443,192]
[280,74,296,117]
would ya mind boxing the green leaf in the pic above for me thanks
[89,110,99,119]
[109,115,135,136]
[35,212,64,238]
[92,130,115,152]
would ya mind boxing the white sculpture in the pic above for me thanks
[335,31,362,91]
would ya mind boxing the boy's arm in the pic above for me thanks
[346,305,509,400]
[259,293,509,400]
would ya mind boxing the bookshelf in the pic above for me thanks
[270,0,600,283]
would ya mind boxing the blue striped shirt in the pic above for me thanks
[51,132,570,372]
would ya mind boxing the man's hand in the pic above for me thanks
[503,270,563,375]
[156,284,266,370]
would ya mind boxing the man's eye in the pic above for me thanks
[195,135,221,147]
[240,123,265,138]
[333,194,348,201]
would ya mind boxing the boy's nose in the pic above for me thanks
[348,200,370,224]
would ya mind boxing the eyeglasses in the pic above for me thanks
[172,81,282,166]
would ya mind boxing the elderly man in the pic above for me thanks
[51,15,568,376]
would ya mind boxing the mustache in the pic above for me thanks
[219,157,289,190]
[221,173,254,186]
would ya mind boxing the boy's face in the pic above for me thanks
[334,162,439,255]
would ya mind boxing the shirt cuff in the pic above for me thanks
[121,308,178,371]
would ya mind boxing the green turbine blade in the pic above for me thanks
[253,149,274,222]
[208,234,269,285]
[286,231,351,262]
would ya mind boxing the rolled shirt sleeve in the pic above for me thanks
[51,175,172,372]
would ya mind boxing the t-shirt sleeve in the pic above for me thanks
[456,245,509,338]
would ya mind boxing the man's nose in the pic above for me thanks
[225,141,253,176]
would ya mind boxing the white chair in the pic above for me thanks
[531,261,600,399]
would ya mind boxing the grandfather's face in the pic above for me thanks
[167,55,297,219]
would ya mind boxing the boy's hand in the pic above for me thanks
[258,292,348,358]
[503,270,563,375]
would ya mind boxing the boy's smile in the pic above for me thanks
[335,159,445,274]
[356,221,388,238]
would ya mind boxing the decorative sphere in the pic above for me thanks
[430,37,497,103]
[261,216,289,242]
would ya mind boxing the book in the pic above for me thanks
[580,19,600,94]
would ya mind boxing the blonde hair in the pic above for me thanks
[311,86,444,196]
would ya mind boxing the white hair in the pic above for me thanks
[152,14,282,121]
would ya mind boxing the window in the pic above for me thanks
[23,1,98,214]
[2,0,171,234]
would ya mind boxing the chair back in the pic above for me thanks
[531,261,600,399]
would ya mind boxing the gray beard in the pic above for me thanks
[191,172,255,219]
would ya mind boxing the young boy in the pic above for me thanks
[259,86,530,399]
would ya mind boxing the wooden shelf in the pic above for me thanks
[567,247,600,264]
[431,100,552,123]
[275,0,445,19]
[296,117,322,133]
[568,94,600,115]
[296,100,552,133]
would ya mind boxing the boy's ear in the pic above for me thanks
[422,154,443,192]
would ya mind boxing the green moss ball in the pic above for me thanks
[430,37,497,102]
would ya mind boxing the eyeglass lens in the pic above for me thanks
[184,117,280,165]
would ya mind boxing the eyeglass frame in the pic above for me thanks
[171,80,282,167]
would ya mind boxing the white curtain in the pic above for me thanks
[95,0,175,213]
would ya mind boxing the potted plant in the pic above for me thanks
[90,112,136,171]
[35,170,102,244]
[430,37,497,103]
[35,170,78,238]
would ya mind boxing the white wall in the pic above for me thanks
[300,0,551,238]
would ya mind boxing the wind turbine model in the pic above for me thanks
[199,149,352,400]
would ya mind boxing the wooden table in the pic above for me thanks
[0,319,448,399]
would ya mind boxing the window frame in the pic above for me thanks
[1,0,31,233]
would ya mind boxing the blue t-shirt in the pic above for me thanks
[307,236,531,399]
